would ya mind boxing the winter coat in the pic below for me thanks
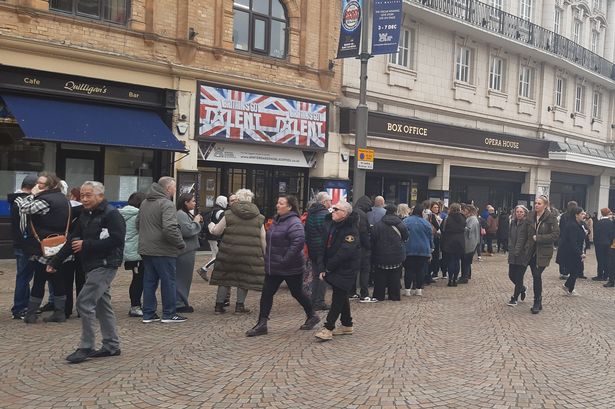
[210,202,266,290]
[528,210,560,268]
[486,214,498,237]
[137,183,185,257]
[497,213,510,240]
[8,191,29,250]
[594,218,614,247]
[508,218,532,266]
[558,220,586,274]
[441,212,466,256]
[50,200,126,273]
[23,189,71,257]
[177,209,202,255]
[119,205,141,262]
[265,212,305,276]
[371,214,409,265]
[323,212,360,292]
[403,215,433,257]
[464,215,481,254]
[556,213,570,265]
[304,203,330,261]
[353,195,373,251]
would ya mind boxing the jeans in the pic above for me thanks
[142,256,177,320]
[373,266,401,301]
[448,254,461,282]
[508,264,527,300]
[12,248,35,315]
[461,252,474,279]
[129,262,144,307]
[258,274,313,320]
[216,286,247,304]
[529,256,545,302]
[404,256,428,290]
[324,285,352,331]
[310,257,327,307]
[485,237,494,254]
[595,243,610,278]
[77,267,119,352]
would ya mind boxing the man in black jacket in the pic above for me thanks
[593,208,613,282]
[8,174,37,319]
[353,195,374,302]
[305,191,332,310]
[48,181,126,364]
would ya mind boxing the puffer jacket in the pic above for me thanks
[323,212,360,292]
[304,203,330,261]
[137,183,185,257]
[508,218,532,266]
[119,205,141,262]
[528,209,560,268]
[265,212,305,276]
[371,213,409,265]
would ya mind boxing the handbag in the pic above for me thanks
[30,203,72,258]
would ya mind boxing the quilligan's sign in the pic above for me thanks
[197,83,328,151]
[340,108,550,158]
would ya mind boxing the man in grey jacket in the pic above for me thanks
[138,177,186,323]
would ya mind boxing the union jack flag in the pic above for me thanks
[198,84,328,149]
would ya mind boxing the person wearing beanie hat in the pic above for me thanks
[593,208,614,282]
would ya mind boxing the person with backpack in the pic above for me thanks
[201,195,229,258]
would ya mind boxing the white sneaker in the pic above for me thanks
[562,284,571,295]
[477,256,482,261]
[359,297,377,303]
[404,289,412,297]
[415,289,423,296]
[129,306,143,317]
[570,289,579,296]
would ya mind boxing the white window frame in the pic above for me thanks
[389,28,412,69]
[455,45,472,83]
[489,0,502,17]
[574,84,585,113]
[519,0,532,21]
[555,77,566,108]
[518,66,533,99]
[592,91,602,119]
[554,8,561,34]
[573,20,582,44]
[591,30,599,53]
[489,56,504,92]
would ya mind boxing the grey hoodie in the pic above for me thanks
[137,183,185,257]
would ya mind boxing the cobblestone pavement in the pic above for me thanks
[1,250,615,408]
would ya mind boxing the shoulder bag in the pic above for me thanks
[30,203,72,257]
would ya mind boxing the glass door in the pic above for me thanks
[57,147,103,191]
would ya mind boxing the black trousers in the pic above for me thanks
[608,249,615,282]
[430,238,441,275]
[373,266,401,301]
[259,273,313,320]
[404,256,428,290]
[439,251,449,275]
[324,284,352,330]
[508,264,527,300]
[565,264,582,292]
[129,261,145,307]
[529,256,545,302]
[461,252,474,279]
[31,261,68,299]
[595,243,610,278]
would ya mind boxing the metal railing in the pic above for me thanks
[411,0,615,81]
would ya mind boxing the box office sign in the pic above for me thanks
[197,83,328,150]
[340,109,550,158]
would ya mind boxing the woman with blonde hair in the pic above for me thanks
[396,203,411,220]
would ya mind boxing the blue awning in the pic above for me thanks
[1,93,187,152]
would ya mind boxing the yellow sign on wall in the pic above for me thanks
[357,148,374,169]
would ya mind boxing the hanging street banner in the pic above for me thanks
[371,0,403,55]
[197,83,328,150]
[336,0,363,58]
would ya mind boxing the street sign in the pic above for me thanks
[357,148,374,169]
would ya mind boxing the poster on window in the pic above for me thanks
[197,83,328,150]
[336,0,363,58]
[371,0,403,55]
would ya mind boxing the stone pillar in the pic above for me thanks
[587,173,611,214]
[522,166,551,198]
[604,0,615,61]
[428,160,450,203]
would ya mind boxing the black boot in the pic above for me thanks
[234,303,251,314]
[245,318,268,337]
[214,302,226,314]
[604,281,615,288]
[44,296,67,323]
[24,298,42,324]
[531,297,542,314]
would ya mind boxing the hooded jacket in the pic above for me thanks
[137,183,185,257]
[353,195,373,251]
[371,213,409,265]
[441,212,466,256]
[508,218,532,266]
[119,205,141,262]
[265,212,305,276]
[304,202,330,261]
[210,202,266,290]
[323,211,360,291]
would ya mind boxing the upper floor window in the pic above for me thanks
[593,0,602,11]
[455,46,472,83]
[233,0,288,59]
[489,0,502,18]
[518,66,533,99]
[519,0,532,21]
[573,20,583,44]
[50,0,129,24]
[489,56,504,92]
[592,91,602,119]
[554,8,561,34]
[555,77,566,108]
[389,28,414,69]
[591,30,600,53]
[574,84,585,113]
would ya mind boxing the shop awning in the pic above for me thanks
[1,93,187,152]
[548,141,615,168]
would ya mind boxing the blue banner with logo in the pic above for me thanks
[371,0,403,55]
[336,0,363,58]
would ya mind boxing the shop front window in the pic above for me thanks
[103,147,153,202]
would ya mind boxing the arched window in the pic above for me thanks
[233,0,288,59]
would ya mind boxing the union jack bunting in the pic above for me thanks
[197,84,328,150]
